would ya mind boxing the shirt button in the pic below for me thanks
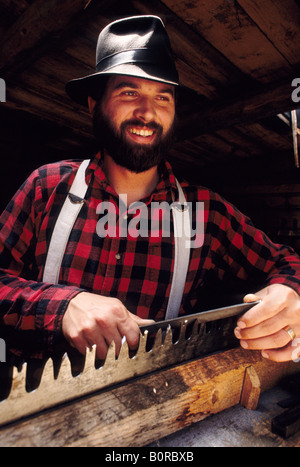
[115,253,121,260]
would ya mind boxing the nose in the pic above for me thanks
[133,96,156,123]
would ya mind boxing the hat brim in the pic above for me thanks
[65,63,197,108]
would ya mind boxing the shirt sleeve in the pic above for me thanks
[0,165,83,356]
[210,192,300,295]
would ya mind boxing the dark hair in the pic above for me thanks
[87,75,110,103]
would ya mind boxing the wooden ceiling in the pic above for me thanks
[1,0,300,236]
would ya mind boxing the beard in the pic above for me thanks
[92,103,175,173]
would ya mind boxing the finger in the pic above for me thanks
[238,295,286,329]
[238,328,293,351]
[68,334,92,356]
[261,339,300,362]
[93,334,110,361]
[243,293,260,303]
[94,326,125,358]
[237,300,266,329]
[123,324,141,350]
[115,310,152,348]
[131,315,155,326]
[235,309,291,340]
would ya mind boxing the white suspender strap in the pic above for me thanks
[165,180,191,320]
[43,161,191,319]
[42,159,90,284]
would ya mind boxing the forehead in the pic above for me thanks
[105,75,175,95]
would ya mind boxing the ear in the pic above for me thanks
[88,96,97,116]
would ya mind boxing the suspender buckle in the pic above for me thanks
[172,202,189,212]
[68,193,85,204]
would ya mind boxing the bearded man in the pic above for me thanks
[1,16,300,364]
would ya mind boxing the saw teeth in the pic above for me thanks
[12,363,27,393]
[163,325,173,348]
[26,359,47,392]
[179,321,188,342]
[137,331,147,354]
[152,328,163,351]
[85,345,98,369]
[52,354,70,381]
[117,339,130,363]
[186,319,199,340]
[0,315,241,426]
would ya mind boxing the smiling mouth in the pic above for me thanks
[128,127,156,137]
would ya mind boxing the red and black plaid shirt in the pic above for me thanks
[1,152,300,358]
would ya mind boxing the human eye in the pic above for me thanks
[121,89,138,98]
[156,94,173,105]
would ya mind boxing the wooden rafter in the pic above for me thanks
[0,0,103,79]
[177,78,300,141]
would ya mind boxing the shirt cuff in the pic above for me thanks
[35,285,84,348]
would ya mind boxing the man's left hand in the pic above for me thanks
[234,284,300,362]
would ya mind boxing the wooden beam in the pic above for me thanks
[237,0,300,66]
[0,0,97,78]
[0,348,298,447]
[163,0,294,82]
[4,86,91,139]
[177,79,300,140]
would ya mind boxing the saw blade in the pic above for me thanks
[139,301,260,334]
[0,301,258,426]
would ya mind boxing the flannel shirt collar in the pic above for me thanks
[85,152,179,203]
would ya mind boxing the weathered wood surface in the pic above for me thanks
[0,348,299,447]
[177,79,298,141]
[240,365,261,410]
[163,0,297,82]
[0,0,92,75]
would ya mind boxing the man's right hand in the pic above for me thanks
[62,292,154,360]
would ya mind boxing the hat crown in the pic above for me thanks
[95,16,179,83]
[97,16,168,56]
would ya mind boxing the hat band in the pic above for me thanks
[96,49,179,83]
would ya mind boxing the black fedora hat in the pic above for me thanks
[66,15,193,106]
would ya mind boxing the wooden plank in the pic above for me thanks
[215,128,266,159]
[272,405,300,439]
[0,348,298,447]
[163,0,293,82]
[235,123,293,152]
[4,85,91,139]
[177,79,299,141]
[0,0,93,74]
[240,365,261,410]
[0,1,28,37]
[192,128,269,160]
[237,0,300,66]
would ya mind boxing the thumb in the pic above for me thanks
[243,293,260,303]
[130,314,155,326]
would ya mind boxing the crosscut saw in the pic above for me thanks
[0,301,258,426]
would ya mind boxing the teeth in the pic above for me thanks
[129,128,154,137]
